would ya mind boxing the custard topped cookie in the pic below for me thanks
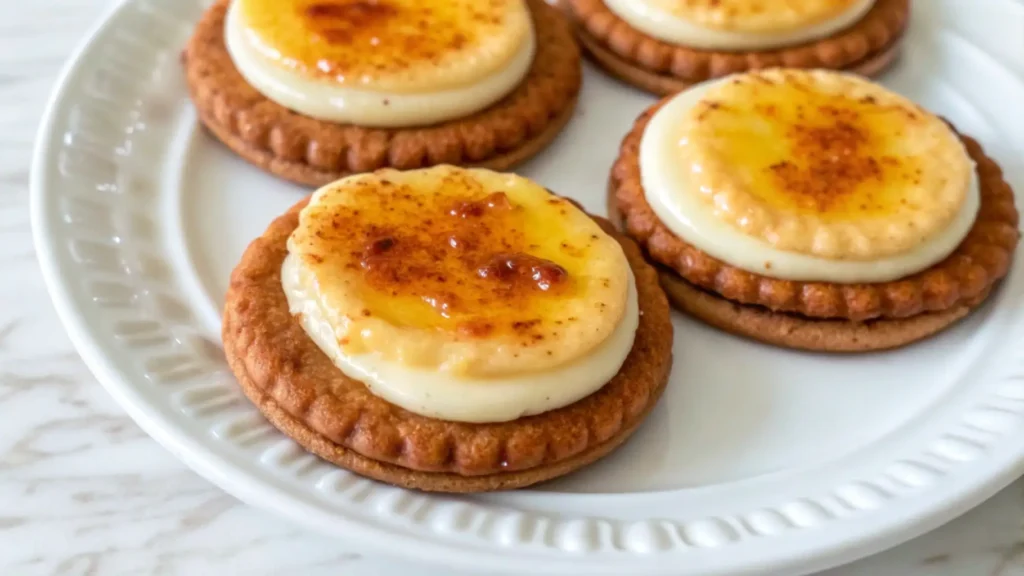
[565,0,909,95]
[640,69,980,283]
[227,0,535,126]
[611,69,1018,351]
[224,166,673,491]
[286,167,630,379]
[183,0,581,186]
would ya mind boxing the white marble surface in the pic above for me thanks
[5,0,1024,574]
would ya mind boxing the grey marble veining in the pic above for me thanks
[3,1,1024,574]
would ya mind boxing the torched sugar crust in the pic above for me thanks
[222,199,674,486]
[656,269,989,352]
[564,0,908,83]
[612,100,1019,322]
[238,0,531,92]
[675,69,973,260]
[288,166,629,377]
[182,0,581,187]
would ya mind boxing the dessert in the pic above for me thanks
[183,0,581,187]
[564,0,909,95]
[223,166,673,492]
[610,69,1019,351]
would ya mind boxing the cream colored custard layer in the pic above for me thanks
[639,76,980,284]
[225,0,536,128]
[603,0,875,51]
[282,254,639,423]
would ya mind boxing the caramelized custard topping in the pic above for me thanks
[646,0,869,32]
[287,166,630,376]
[236,0,532,92]
[302,180,576,336]
[476,252,568,291]
[675,69,973,259]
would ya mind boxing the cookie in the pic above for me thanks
[611,100,1019,322]
[577,28,901,96]
[223,200,673,493]
[565,0,909,95]
[183,0,582,187]
[658,270,988,352]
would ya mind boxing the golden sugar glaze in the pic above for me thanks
[237,0,532,92]
[290,167,626,349]
[677,69,973,259]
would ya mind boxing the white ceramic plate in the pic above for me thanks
[31,1,1024,574]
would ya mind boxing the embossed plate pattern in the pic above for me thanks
[31,0,1024,574]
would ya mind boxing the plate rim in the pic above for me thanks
[29,0,1024,574]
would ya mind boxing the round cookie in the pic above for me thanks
[657,270,987,353]
[577,30,901,96]
[184,0,582,187]
[606,102,1019,351]
[564,0,909,95]
[610,101,1019,323]
[223,199,673,493]
[605,193,999,353]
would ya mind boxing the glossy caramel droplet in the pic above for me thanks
[477,253,568,292]
[449,192,514,218]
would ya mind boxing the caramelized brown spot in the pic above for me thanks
[511,319,542,332]
[447,235,472,250]
[457,319,494,338]
[303,1,402,49]
[306,1,396,20]
[448,192,513,218]
[477,253,568,292]
[366,236,396,255]
[359,236,399,272]
[305,1,399,45]
[769,108,891,212]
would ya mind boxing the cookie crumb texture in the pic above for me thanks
[183,0,581,187]
[566,0,908,82]
[223,202,673,491]
[612,99,1019,322]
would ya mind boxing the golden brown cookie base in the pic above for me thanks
[566,0,910,94]
[197,98,578,188]
[223,199,673,491]
[241,358,666,492]
[606,191,994,351]
[659,271,990,352]
[610,101,1020,321]
[184,0,582,188]
[578,28,901,95]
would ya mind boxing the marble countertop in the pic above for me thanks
[4,1,1024,574]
